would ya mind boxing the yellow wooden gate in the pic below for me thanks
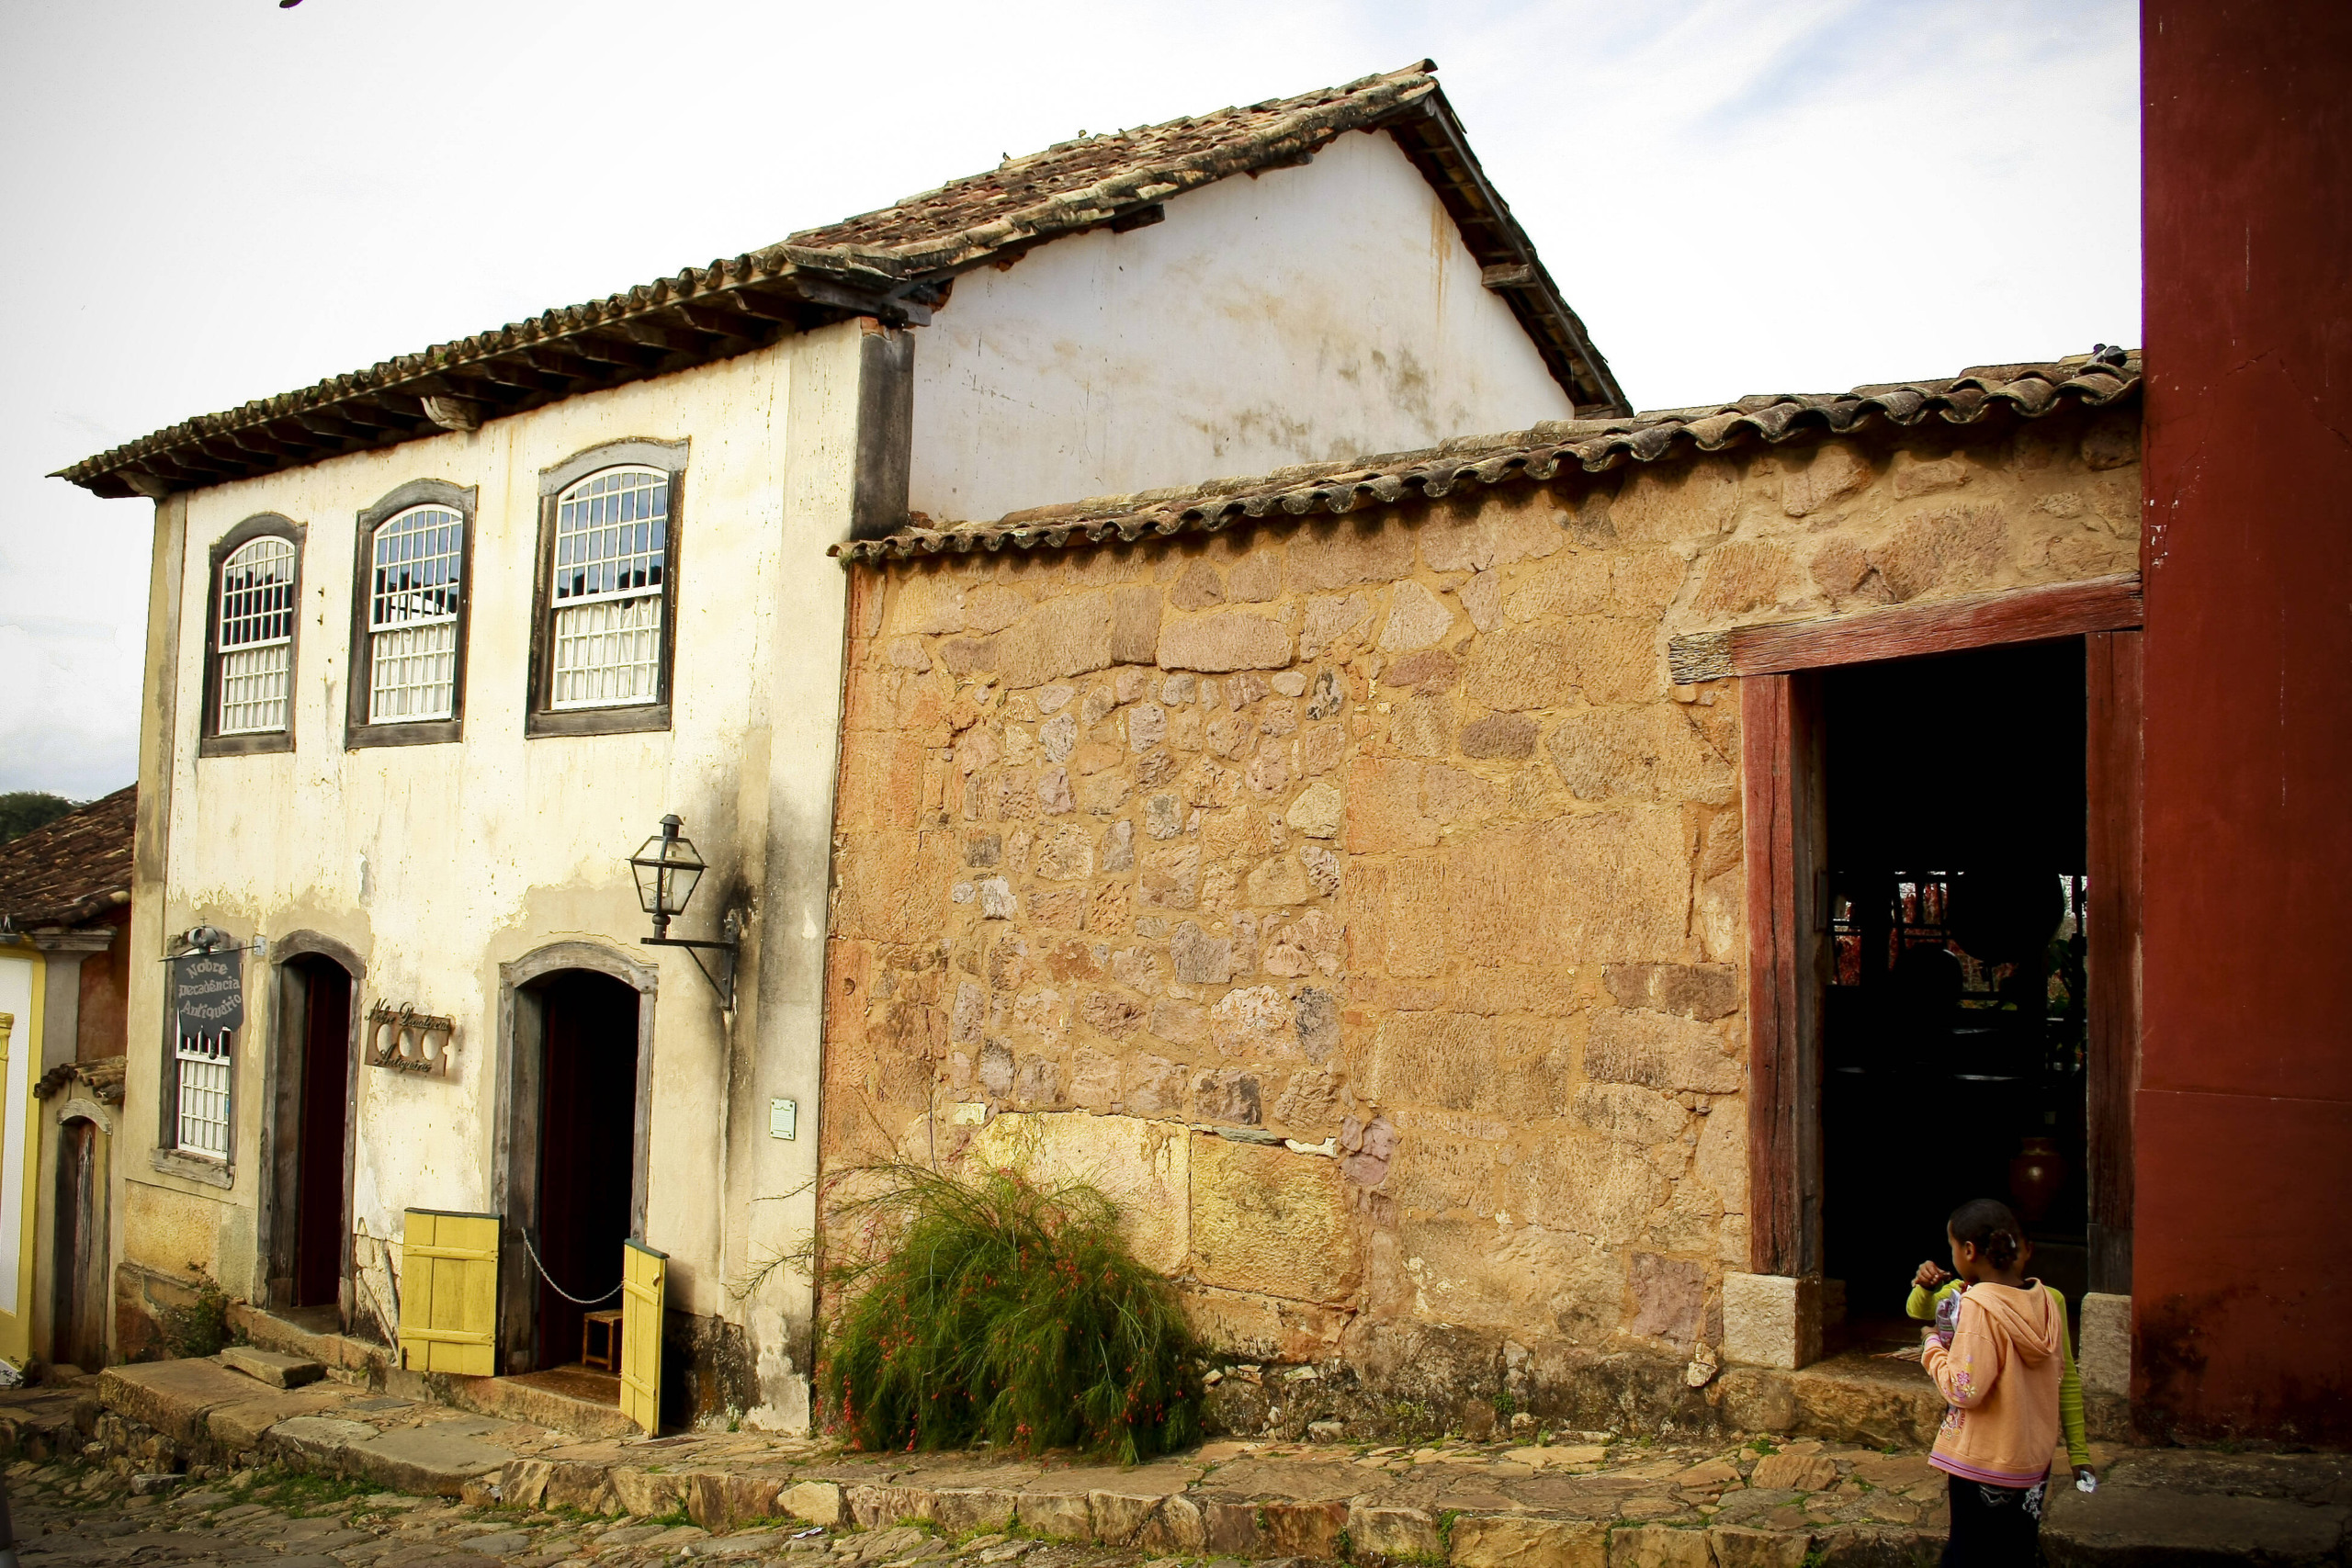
[397,1208,499,1376]
[619,1239,666,1434]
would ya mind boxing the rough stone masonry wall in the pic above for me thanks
[821,404,2139,1433]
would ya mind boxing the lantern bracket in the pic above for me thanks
[642,909,741,1011]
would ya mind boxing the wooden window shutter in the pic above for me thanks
[398,1208,500,1376]
[619,1239,666,1434]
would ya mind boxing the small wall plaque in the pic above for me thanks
[367,1003,458,1076]
[769,1098,797,1140]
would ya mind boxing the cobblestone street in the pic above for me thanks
[10,1458,1170,1568]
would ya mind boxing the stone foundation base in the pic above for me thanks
[1195,1314,2132,1449]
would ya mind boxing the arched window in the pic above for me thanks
[367,503,464,722]
[549,466,668,709]
[216,536,297,735]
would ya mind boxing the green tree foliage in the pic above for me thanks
[820,1162,1197,1461]
[0,792,74,843]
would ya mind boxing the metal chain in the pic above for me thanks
[520,1232,623,1306]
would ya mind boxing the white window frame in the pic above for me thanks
[215,536,298,737]
[367,503,465,724]
[548,465,670,711]
[174,1027,232,1159]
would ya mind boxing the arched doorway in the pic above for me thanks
[50,1114,106,1372]
[531,970,640,1370]
[493,943,653,1380]
[269,944,357,1316]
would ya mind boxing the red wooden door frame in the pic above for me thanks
[1727,577,2145,1284]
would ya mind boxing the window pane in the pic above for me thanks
[550,594,662,709]
[368,505,463,723]
[216,535,296,734]
[175,1031,232,1157]
[552,467,668,607]
[371,506,464,629]
[219,642,291,735]
[370,619,459,723]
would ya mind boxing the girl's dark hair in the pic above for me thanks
[1949,1198,2025,1270]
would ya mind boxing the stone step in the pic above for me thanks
[220,1345,323,1389]
[423,1368,640,1441]
[226,1303,390,1382]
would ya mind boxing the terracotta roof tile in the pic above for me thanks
[57,62,1620,501]
[0,785,135,931]
[833,352,2142,564]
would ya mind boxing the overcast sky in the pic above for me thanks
[0,0,2138,799]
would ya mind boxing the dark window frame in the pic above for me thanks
[526,437,689,739]
[198,513,306,760]
[345,479,480,750]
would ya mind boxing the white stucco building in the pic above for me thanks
[56,61,1622,1429]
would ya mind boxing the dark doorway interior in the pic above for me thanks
[51,1118,105,1371]
[291,955,353,1310]
[532,970,639,1372]
[1821,638,2090,1341]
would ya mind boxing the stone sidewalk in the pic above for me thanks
[5,1359,2344,1566]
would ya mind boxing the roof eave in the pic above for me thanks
[53,257,942,501]
[1374,86,1628,418]
[831,355,2141,563]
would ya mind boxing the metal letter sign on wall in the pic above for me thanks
[366,1002,458,1076]
[173,950,244,1039]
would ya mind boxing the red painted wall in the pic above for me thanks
[2139,0,2352,1443]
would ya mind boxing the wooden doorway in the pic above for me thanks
[1736,580,2144,1339]
[531,970,639,1371]
[50,1116,106,1372]
[268,941,361,1318]
[492,942,656,1381]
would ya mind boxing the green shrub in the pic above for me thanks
[156,1266,231,1359]
[819,1161,1197,1461]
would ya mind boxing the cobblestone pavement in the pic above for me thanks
[8,1457,1174,1568]
[12,1363,2350,1566]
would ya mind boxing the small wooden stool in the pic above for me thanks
[582,1308,625,1372]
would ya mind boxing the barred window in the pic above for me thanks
[217,536,297,734]
[550,467,668,709]
[368,504,464,722]
[175,1029,232,1158]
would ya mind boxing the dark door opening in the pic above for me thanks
[51,1117,105,1371]
[291,954,353,1310]
[1820,638,2090,1343]
[531,970,640,1372]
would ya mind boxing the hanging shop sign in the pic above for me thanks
[172,949,244,1039]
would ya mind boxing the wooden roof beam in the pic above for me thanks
[674,302,776,341]
[571,332,666,369]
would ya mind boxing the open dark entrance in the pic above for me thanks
[290,955,354,1310]
[1820,638,2090,1339]
[531,970,640,1372]
[51,1117,106,1371]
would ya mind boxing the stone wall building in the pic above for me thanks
[824,355,2144,1434]
[53,62,1621,1430]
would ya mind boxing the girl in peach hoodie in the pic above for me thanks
[1921,1199,2076,1564]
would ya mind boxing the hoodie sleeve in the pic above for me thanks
[2049,1286,2092,1469]
[1922,1292,2001,1408]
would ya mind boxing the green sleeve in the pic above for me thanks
[1905,1279,1960,1322]
[2048,1285,2091,1469]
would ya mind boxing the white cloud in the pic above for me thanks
[0,0,2137,794]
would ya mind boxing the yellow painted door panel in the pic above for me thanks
[398,1209,499,1377]
[619,1239,665,1435]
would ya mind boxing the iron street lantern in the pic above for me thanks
[628,814,740,1010]
[630,815,706,938]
